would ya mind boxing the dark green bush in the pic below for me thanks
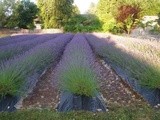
[64,14,102,33]
[109,24,123,34]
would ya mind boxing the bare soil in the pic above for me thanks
[22,66,60,109]
[96,58,147,107]
[22,57,147,110]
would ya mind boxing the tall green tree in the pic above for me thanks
[96,0,117,31]
[0,1,5,27]
[87,2,97,14]
[72,4,80,15]
[16,0,38,29]
[0,0,16,28]
[0,0,38,29]
[38,0,74,28]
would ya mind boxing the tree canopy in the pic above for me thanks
[38,0,74,28]
[0,0,16,27]
[87,2,97,15]
[0,0,38,29]
[96,0,160,33]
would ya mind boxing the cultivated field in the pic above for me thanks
[0,33,160,118]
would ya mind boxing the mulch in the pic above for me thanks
[21,57,147,110]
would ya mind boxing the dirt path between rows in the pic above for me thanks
[96,58,147,107]
[21,57,147,110]
[22,66,60,109]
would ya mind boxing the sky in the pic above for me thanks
[74,0,98,14]
[32,0,99,14]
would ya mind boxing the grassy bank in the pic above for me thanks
[0,105,159,120]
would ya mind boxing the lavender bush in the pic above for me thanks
[56,34,99,97]
[0,35,24,44]
[0,34,73,97]
[0,34,38,47]
[0,34,60,63]
[85,33,160,88]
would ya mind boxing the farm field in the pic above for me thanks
[1,0,160,119]
[0,33,160,118]
[86,33,160,88]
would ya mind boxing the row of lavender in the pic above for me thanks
[85,33,160,89]
[55,34,106,111]
[0,34,38,47]
[0,34,73,97]
[56,34,99,96]
[0,34,61,63]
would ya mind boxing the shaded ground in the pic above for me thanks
[22,66,60,109]
[96,58,147,107]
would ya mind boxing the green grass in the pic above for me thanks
[0,105,159,120]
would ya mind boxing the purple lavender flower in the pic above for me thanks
[55,34,99,97]
[85,33,160,89]
[0,34,38,47]
[0,33,61,63]
[0,33,73,97]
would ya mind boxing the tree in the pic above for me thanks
[87,2,97,14]
[136,0,160,16]
[96,0,160,33]
[64,14,102,33]
[0,0,16,28]
[72,4,80,15]
[0,0,38,29]
[0,1,5,27]
[38,0,74,28]
[14,0,38,29]
[96,0,117,32]
[116,5,141,34]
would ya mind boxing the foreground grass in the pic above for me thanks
[0,105,159,120]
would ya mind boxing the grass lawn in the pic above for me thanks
[0,105,159,120]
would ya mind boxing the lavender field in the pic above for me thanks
[0,33,159,112]
[86,33,160,88]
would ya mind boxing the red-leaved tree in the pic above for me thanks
[115,5,141,34]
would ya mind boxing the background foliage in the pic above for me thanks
[0,0,38,29]
[64,14,102,33]
[0,0,160,34]
[38,0,74,28]
[96,0,160,34]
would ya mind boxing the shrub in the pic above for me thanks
[102,18,115,31]
[115,5,141,34]
[64,14,102,33]
[0,34,73,97]
[0,34,38,47]
[0,34,59,63]
[56,34,99,96]
[86,33,160,88]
